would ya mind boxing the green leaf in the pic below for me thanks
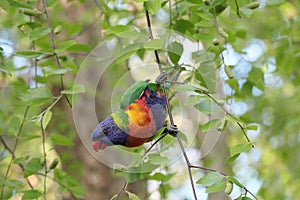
[54,169,85,198]
[61,84,85,94]
[66,44,91,52]
[0,0,9,10]
[195,21,213,28]
[226,78,239,92]
[50,134,73,146]
[15,50,45,58]
[167,42,184,64]
[248,67,264,91]
[148,154,169,165]
[245,124,258,131]
[197,12,215,20]
[46,0,58,7]
[24,158,43,178]
[226,176,244,188]
[20,87,53,105]
[43,66,72,77]
[224,153,239,164]
[144,39,164,50]
[229,143,252,157]
[144,0,161,14]
[126,191,141,200]
[22,190,42,199]
[196,172,224,186]
[29,27,51,40]
[194,99,221,114]
[13,157,26,164]
[206,181,226,193]
[42,110,52,129]
[148,172,175,181]
[201,119,221,132]
[120,80,148,109]
[184,95,201,105]
[56,40,77,53]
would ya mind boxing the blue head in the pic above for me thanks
[91,116,128,151]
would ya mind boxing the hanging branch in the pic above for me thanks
[41,0,72,108]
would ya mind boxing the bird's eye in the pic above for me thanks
[103,129,108,134]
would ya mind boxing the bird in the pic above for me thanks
[91,80,167,151]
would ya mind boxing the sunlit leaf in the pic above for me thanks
[20,87,53,105]
[196,172,224,186]
[42,110,52,129]
[206,181,226,193]
[61,84,85,94]
[24,158,43,178]
[201,119,221,132]
[167,41,183,64]
[144,0,161,14]
[229,143,252,157]
[126,191,141,200]
[29,27,51,40]
[144,39,164,50]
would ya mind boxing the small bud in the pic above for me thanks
[213,38,219,46]
[224,65,234,79]
[225,181,233,195]
[203,0,210,6]
[246,2,260,9]
[219,28,229,39]
[49,158,59,170]
[54,25,63,35]
[21,8,43,16]
[218,119,227,132]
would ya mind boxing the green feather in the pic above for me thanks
[111,109,129,132]
[120,80,149,109]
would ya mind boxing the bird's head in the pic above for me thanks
[91,116,128,152]
[91,118,113,152]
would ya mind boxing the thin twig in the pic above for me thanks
[41,0,72,108]
[40,115,48,200]
[176,135,198,200]
[0,135,34,189]
[234,0,242,18]
[114,182,128,200]
[145,10,163,74]
[142,133,168,158]
[0,106,30,199]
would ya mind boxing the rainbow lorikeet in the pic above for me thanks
[91,80,167,151]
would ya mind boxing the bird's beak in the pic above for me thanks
[92,141,107,152]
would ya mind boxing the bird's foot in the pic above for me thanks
[155,73,168,85]
[165,124,179,137]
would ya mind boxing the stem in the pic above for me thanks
[145,9,163,74]
[0,106,30,199]
[41,0,72,108]
[40,115,47,200]
[114,182,128,200]
[176,135,198,200]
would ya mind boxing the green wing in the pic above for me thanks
[111,109,129,132]
[120,80,149,109]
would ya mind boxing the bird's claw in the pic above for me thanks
[165,125,178,137]
[155,73,168,85]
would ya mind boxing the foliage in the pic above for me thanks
[0,0,299,200]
